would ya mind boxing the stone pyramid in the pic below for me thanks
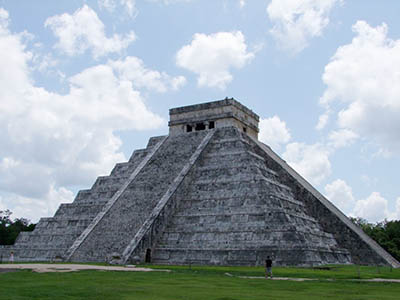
[3,99,399,267]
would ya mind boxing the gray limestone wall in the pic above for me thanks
[70,131,208,262]
[124,131,215,264]
[0,245,13,262]
[169,99,259,138]
[5,139,159,262]
[152,127,351,266]
[244,133,397,267]
[5,122,395,267]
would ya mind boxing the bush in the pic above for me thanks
[351,217,400,261]
[0,210,36,245]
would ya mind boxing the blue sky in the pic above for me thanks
[0,0,399,223]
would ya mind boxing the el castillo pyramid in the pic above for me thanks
[2,99,399,267]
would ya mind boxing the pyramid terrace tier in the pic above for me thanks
[4,122,399,267]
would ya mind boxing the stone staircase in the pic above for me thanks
[69,131,209,262]
[152,127,350,266]
[10,137,163,261]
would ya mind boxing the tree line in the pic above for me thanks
[351,217,400,261]
[0,210,36,245]
[1,209,400,263]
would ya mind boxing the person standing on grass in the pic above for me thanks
[265,256,272,279]
[10,251,14,264]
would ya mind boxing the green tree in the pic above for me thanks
[351,217,400,261]
[0,210,36,245]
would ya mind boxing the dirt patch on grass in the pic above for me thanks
[0,264,170,273]
[0,268,18,273]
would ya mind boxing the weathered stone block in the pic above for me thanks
[8,99,399,267]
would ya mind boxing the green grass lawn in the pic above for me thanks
[1,265,400,300]
[145,263,400,280]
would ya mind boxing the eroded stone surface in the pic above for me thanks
[2,99,398,267]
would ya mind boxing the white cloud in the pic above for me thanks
[98,0,117,11]
[239,0,246,8]
[0,8,164,221]
[98,0,192,18]
[320,21,400,154]
[259,115,291,150]
[396,198,400,221]
[176,31,254,89]
[259,112,330,186]
[45,5,136,58]
[323,178,400,222]
[316,112,329,130]
[0,186,74,223]
[98,0,138,18]
[325,179,355,213]
[267,0,341,53]
[353,192,392,223]
[283,142,331,186]
[110,56,186,92]
[328,129,358,149]
[324,179,400,222]
[148,0,192,4]
[0,7,9,27]
[120,0,138,17]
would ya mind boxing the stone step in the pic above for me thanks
[69,131,209,262]
[163,218,321,233]
[158,228,335,241]
[74,189,92,202]
[54,203,106,218]
[146,136,167,149]
[91,176,130,190]
[178,192,303,208]
[190,180,295,201]
[75,191,118,203]
[192,175,292,193]
[151,247,351,266]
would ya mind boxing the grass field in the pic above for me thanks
[1,264,400,299]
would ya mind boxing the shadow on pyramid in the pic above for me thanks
[3,99,399,267]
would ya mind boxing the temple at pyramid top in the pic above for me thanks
[169,98,259,139]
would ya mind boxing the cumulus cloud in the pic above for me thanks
[98,0,117,11]
[320,21,400,155]
[283,142,331,186]
[0,8,164,221]
[324,179,399,222]
[396,198,400,221]
[176,31,254,89]
[45,5,136,58]
[110,56,186,92]
[267,0,341,53]
[316,112,329,130]
[98,0,138,18]
[0,187,74,223]
[325,179,355,213]
[259,116,291,150]
[259,113,330,186]
[0,7,9,27]
[148,0,192,4]
[120,0,138,17]
[328,129,358,149]
[353,192,392,223]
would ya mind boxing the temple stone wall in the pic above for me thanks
[4,99,399,267]
[242,132,394,266]
[2,137,161,262]
[70,131,208,262]
[169,98,259,139]
[151,127,351,266]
